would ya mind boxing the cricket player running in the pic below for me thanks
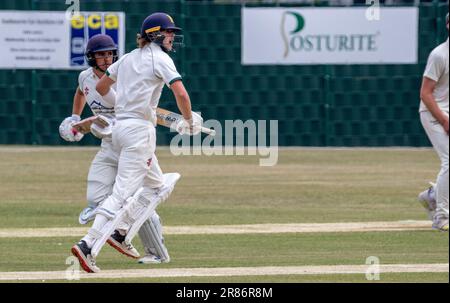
[60,34,174,266]
[417,13,449,232]
[71,13,202,273]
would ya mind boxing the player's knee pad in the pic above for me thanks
[124,173,181,245]
[124,194,151,222]
[138,212,170,262]
[118,192,152,233]
[152,173,181,202]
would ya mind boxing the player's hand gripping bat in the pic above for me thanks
[73,108,216,136]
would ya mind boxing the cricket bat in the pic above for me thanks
[72,115,110,134]
[73,108,216,136]
[156,108,216,136]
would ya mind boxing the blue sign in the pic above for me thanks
[70,13,122,67]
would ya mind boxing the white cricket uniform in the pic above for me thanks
[78,67,166,209]
[78,68,117,208]
[419,38,449,220]
[101,42,181,210]
[78,66,169,258]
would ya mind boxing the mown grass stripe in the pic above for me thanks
[0,220,432,238]
[0,263,447,281]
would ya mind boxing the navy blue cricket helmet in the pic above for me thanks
[85,34,118,68]
[140,12,183,51]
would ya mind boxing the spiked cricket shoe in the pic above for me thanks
[71,240,100,273]
[107,230,140,259]
[417,184,436,221]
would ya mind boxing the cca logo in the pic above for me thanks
[70,14,119,30]
[69,13,120,66]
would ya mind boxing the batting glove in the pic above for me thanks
[176,112,203,136]
[59,115,84,142]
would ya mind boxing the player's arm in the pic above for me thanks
[96,56,123,103]
[170,80,204,135]
[170,80,192,120]
[96,74,116,104]
[72,86,86,117]
[157,55,201,134]
[420,77,449,134]
[156,55,192,121]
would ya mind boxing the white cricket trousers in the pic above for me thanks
[85,119,164,247]
[420,111,449,220]
[86,139,117,208]
[86,136,164,209]
[106,118,163,208]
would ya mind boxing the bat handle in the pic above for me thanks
[201,127,216,136]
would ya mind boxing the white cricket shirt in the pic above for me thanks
[106,43,182,125]
[420,39,449,113]
[78,67,116,120]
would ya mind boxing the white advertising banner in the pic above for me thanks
[242,7,418,65]
[0,10,125,69]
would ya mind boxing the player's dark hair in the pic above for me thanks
[136,33,150,49]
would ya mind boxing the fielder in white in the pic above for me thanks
[71,13,202,273]
[60,34,174,266]
[417,13,449,232]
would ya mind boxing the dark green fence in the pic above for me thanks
[0,0,448,146]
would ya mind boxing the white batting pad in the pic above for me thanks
[138,213,170,263]
[90,187,144,258]
[125,173,181,245]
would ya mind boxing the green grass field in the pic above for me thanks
[0,146,448,283]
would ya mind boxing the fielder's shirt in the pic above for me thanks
[420,38,449,113]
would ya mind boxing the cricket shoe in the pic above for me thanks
[417,183,436,221]
[432,217,449,232]
[71,240,100,273]
[107,230,140,259]
[138,254,161,264]
[137,253,171,264]
[78,207,95,225]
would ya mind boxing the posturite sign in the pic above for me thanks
[242,7,418,65]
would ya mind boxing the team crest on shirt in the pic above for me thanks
[90,101,115,115]
[84,87,89,96]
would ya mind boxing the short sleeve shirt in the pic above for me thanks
[78,67,115,120]
[420,39,449,113]
[106,43,182,125]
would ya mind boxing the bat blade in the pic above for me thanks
[156,108,216,136]
[156,108,181,130]
[72,116,110,134]
[72,116,98,134]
